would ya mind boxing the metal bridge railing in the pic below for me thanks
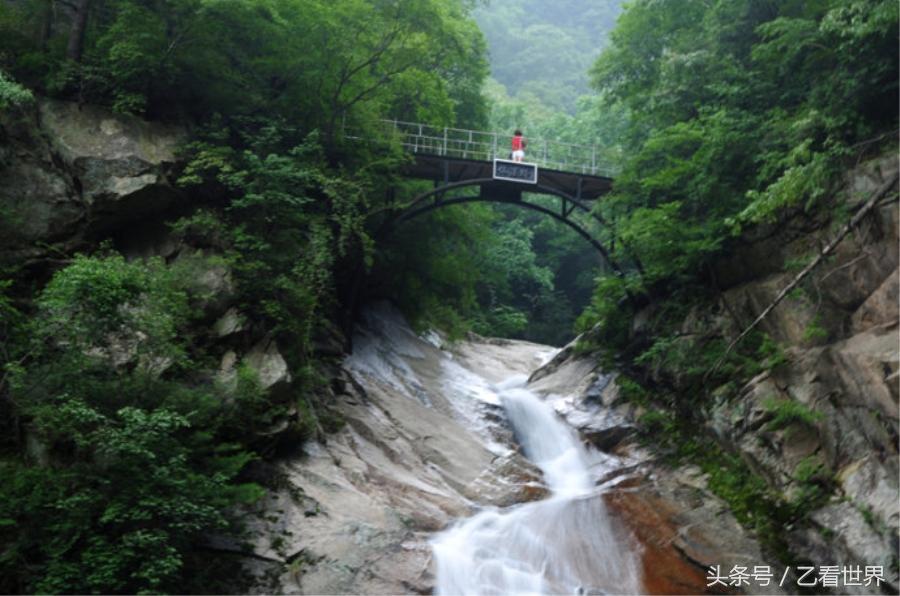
[346,119,619,177]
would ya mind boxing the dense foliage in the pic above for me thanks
[0,69,33,109]
[571,0,898,553]
[1,254,265,593]
[474,0,626,174]
[475,0,622,113]
[578,0,898,357]
[0,0,897,590]
[0,0,488,127]
[0,0,496,592]
[368,200,589,345]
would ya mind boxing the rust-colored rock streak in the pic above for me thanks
[605,488,729,595]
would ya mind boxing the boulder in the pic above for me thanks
[40,99,185,234]
[82,322,174,378]
[0,104,83,252]
[38,100,183,166]
[214,308,246,338]
[244,337,292,392]
[828,322,899,421]
[219,350,238,379]
[851,269,899,333]
[0,159,83,248]
[0,98,187,258]
[582,423,635,453]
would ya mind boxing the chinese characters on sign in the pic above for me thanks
[493,159,538,184]
[707,564,885,589]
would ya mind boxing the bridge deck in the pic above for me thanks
[403,153,614,201]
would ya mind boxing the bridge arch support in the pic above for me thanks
[376,178,623,276]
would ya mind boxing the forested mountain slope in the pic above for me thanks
[565,0,899,588]
[0,0,498,591]
[474,0,622,113]
[0,0,897,593]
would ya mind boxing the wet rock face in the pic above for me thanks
[527,348,782,596]
[629,154,900,591]
[604,471,777,596]
[0,98,185,258]
[241,306,553,595]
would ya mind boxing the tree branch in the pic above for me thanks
[706,170,899,382]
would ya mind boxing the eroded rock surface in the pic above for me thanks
[0,98,185,260]
[564,154,900,594]
[530,346,781,595]
[241,305,549,594]
[705,158,899,591]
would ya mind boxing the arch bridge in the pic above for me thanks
[353,120,621,270]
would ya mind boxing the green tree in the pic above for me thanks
[2,254,264,593]
[581,0,898,319]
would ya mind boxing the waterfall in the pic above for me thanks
[432,376,643,595]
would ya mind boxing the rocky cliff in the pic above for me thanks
[707,155,898,591]
[0,99,185,264]
[0,99,325,463]
[3,99,895,594]
[539,153,899,593]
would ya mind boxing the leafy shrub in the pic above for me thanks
[762,397,824,434]
[789,456,833,517]
[575,273,637,355]
[801,315,829,343]
[178,130,372,360]
[0,69,32,110]
[756,334,788,370]
[473,305,529,338]
[3,254,265,593]
[34,253,189,370]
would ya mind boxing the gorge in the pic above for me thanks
[1,0,897,594]
[2,87,898,596]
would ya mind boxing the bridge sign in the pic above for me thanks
[493,159,538,184]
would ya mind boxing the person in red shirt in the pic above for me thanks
[511,129,526,162]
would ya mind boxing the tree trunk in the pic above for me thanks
[66,0,91,62]
[38,1,54,50]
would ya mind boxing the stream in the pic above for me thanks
[245,304,750,595]
[432,375,642,595]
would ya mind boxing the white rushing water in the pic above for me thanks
[432,375,643,595]
[344,304,641,595]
